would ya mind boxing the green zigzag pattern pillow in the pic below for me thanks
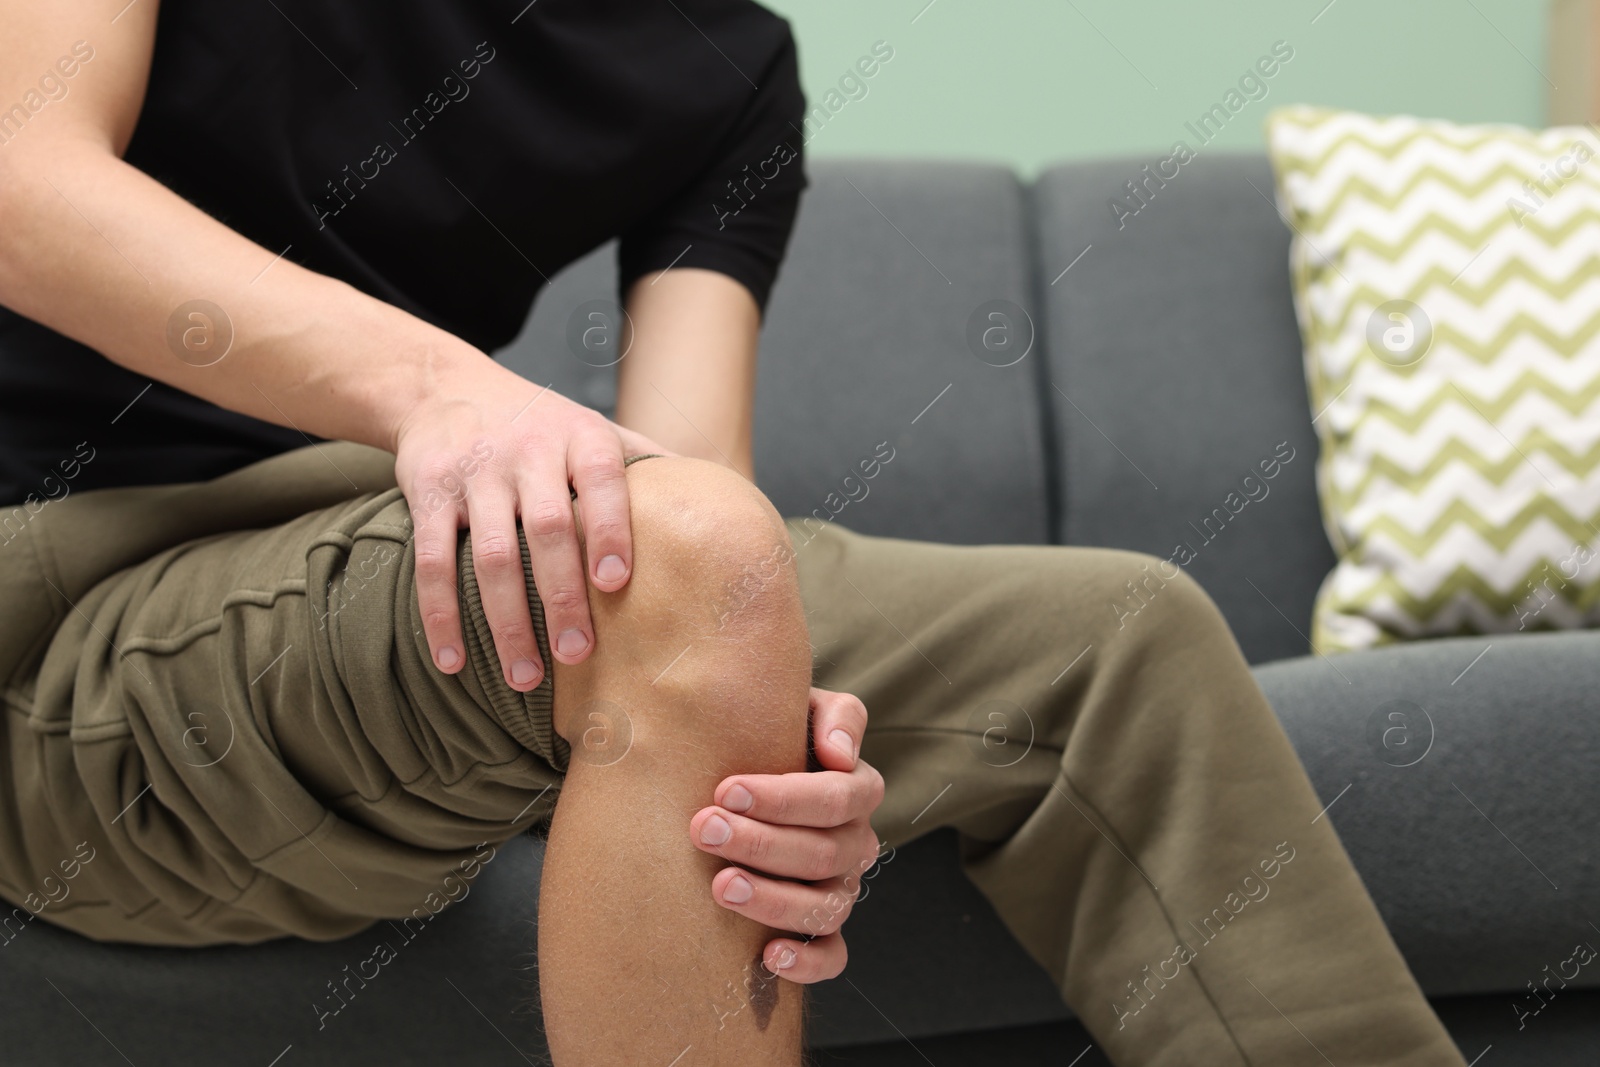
[1266,106,1600,653]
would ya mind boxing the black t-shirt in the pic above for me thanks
[0,0,807,505]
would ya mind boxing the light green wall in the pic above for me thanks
[764,0,1551,175]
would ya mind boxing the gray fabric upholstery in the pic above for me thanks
[752,162,1049,546]
[491,240,625,419]
[801,828,1068,1045]
[1033,153,1337,666]
[1258,629,1600,997]
[5,157,1594,1064]
[1,834,552,1065]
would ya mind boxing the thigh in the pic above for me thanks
[2,444,561,945]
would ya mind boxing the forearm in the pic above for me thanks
[0,136,500,453]
[615,269,759,478]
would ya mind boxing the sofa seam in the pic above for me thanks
[1023,172,1067,546]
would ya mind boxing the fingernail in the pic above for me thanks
[829,728,855,760]
[723,874,753,904]
[595,554,627,583]
[437,646,460,670]
[700,814,731,846]
[556,629,589,657]
[774,946,797,970]
[723,784,754,813]
[511,658,539,686]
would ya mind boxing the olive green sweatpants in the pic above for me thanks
[0,443,1463,1066]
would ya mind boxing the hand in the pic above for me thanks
[689,688,887,984]
[393,356,672,691]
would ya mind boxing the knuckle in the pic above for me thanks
[803,907,839,937]
[864,765,887,808]
[581,511,629,545]
[421,605,457,632]
[488,617,532,648]
[754,894,791,929]
[854,827,881,871]
[416,458,465,489]
[538,584,587,617]
[412,539,455,575]
[572,409,612,434]
[807,837,839,879]
[768,785,794,823]
[743,826,773,867]
[472,532,521,571]
[524,499,575,540]
[821,779,852,824]
[415,470,470,510]
[578,449,625,481]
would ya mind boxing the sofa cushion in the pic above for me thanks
[0,833,553,1065]
[496,160,1051,548]
[1256,628,1600,996]
[1033,153,1337,664]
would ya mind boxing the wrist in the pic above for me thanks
[377,323,502,454]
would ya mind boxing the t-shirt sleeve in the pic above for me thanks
[617,31,808,313]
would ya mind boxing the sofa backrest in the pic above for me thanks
[499,161,1051,549]
[499,156,1333,664]
[1033,153,1336,664]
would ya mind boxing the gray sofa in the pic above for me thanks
[4,155,1597,1065]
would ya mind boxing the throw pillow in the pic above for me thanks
[1266,105,1600,652]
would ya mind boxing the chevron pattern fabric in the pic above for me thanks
[1266,106,1600,653]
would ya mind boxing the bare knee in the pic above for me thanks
[553,458,812,772]
[610,456,803,641]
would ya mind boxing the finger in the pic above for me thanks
[763,934,847,985]
[689,807,878,882]
[711,762,884,829]
[712,868,857,937]
[409,471,469,674]
[568,428,632,594]
[518,457,594,667]
[614,425,677,460]
[466,483,545,692]
[809,688,868,772]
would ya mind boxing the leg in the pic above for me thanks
[0,442,571,945]
[3,444,809,1057]
[537,458,811,1065]
[793,522,1465,1067]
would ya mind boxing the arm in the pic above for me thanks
[616,268,760,478]
[619,270,886,985]
[0,0,649,690]
[0,3,434,455]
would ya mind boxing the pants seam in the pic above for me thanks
[120,582,307,657]
[865,723,1066,754]
[861,718,1257,1061]
[1056,767,1256,1067]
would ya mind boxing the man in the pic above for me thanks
[0,2,1467,1063]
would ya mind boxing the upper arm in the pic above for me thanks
[0,0,158,160]
[615,25,808,315]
